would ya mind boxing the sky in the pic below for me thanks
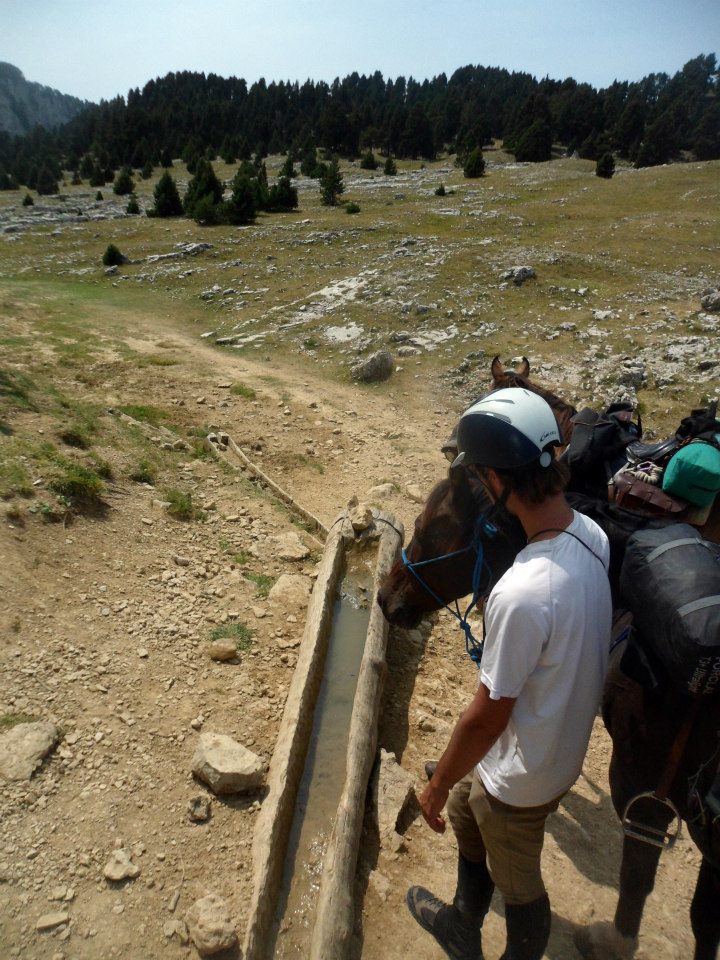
[1,0,718,103]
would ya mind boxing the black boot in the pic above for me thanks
[407,854,494,960]
[500,894,551,960]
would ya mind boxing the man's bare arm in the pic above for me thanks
[419,683,515,833]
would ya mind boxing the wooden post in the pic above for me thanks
[309,509,403,960]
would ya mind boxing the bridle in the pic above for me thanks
[401,512,499,667]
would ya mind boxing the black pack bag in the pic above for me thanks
[562,403,642,498]
[620,524,720,697]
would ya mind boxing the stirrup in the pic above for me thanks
[621,791,682,849]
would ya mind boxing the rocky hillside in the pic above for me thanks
[0,62,87,136]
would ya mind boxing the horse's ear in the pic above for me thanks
[490,355,503,381]
[448,463,470,492]
[517,357,530,378]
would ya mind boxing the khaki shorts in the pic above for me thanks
[447,771,564,905]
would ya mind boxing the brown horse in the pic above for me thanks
[376,471,720,960]
[441,356,578,462]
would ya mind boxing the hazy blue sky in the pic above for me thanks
[1,0,718,102]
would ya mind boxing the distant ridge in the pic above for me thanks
[0,62,88,136]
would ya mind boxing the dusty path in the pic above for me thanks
[1,294,702,960]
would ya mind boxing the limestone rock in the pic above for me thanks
[189,795,212,823]
[372,749,416,841]
[500,265,536,285]
[191,732,264,795]
[103,848,141,882]
[700,287,720,312]
[351,350,394,384]
[367,483,396,499]
[185,893,237,956]
[0,721,59,781]
[347,497,373,532]
[207,641,237,662]
[267,573,312,610]
[36,911,70,931]
[163,919,190,944]
[275,531,310,561]
[405,484,424,503]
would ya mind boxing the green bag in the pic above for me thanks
[662,439,720,507]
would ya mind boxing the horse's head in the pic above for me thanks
[441,357,577,463]
[490,356,577,445]
[377,466,524,629]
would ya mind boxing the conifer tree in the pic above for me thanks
[463,147,485,178]
[89,163,106,187]
[126,195,140,214]
[71,170,82,185]
[79,154,94,179]
[183,159,224,219]
[279,154,297,178]
[320,157,344,205]
[148,171,183,217]
[383,155,397,176]
[512,120,553,162]
[595,153,615,178]
[300,146,319,177]
[22,192,34,206]
[360,150,378,170]
[160,148,173,168]
[222,173,257,224]
[141,161,153,180]
[267,176,298,211]
[36,165,59,195]
[113,166,134,195]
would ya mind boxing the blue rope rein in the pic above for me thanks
[401,513,498,667]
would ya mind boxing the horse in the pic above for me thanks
[440,356,578,463]
[376,466,720,960]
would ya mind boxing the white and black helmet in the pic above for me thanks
[451,388,561,470]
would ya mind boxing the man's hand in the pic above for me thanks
[419,780,448,834]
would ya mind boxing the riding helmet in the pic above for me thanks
[451,388,561,470]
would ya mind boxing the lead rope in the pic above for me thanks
[402,514,497,667]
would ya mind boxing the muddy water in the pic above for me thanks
[270,553,375,958]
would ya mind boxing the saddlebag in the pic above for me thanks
[620,524,720,697]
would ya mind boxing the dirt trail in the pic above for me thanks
[1,304,702,960]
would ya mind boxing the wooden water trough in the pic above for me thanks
[241,506,403,960]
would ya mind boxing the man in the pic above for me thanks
[407,388,612,960]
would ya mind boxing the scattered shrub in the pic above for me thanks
[434,183,446,196]
[164,488,197,520]
[245,572,275,598]
[346,201,361,214]
[95,190,103,201]
[129,460,157,485]
[209,622,254,651]
[49,463,104,507]
[230,382,256,399]
[102,243,124,267]
[22,192,34,206]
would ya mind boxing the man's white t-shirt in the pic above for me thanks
[477,510,612,807]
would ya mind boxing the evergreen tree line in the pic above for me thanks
[0,54,717,192]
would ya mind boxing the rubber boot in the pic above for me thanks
[499,894,551,960]
[407,854,494,960]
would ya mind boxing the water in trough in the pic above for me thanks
[270,552,375,957]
